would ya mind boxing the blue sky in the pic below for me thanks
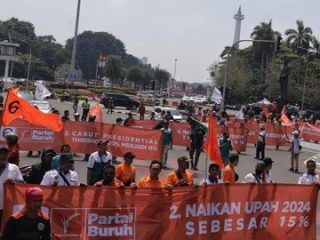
[1,0,320,83]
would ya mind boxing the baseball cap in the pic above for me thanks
[0,145,9,153]
[124,152,136,159]
[177,156,191,163]
[263,158,274,166]
[255,161,266,170]
[97,139,109,146]
[60,153,74,163]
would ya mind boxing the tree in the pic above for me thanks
[251,20,279,83]
[105,55,122,88]
[285,20,313,54]
[127,66,144,89]
[153,69,171,92]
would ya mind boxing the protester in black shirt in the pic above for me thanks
[1,187,50,240]
[189,125,205,170]
[27,147,55,184]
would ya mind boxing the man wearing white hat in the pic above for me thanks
[289,130,301,173]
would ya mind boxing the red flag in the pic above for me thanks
[280,105,291,124]
[262,104,270,118]
[204,117,223,168]
[88,103,103,122]
[2,90,63,132]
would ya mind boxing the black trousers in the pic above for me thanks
[81,109,89,121]
[256,142,265,159]
[189,145,202,168]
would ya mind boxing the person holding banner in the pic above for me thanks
[1,187,50,240]
[255,124,266,160]
[40,153,80,186]
[87,140,112,185]
[243,161,266,183]
[116,152,137,187]
[94,165,124,187]
[200,163,222,185]
[138,160,167,188]
[298,160,320,184]
[222,153,239,183]
[0,145,24,224]
[166,156,194,187]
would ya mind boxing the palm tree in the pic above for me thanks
[285,20,313,54]
[251,20,279,83]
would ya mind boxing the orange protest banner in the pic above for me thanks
[2,183,318,240]
[2,89,63,132]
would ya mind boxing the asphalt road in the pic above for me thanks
[18,98,320,239]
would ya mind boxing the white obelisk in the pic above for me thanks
[233,6,244,45]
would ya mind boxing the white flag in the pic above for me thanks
[35,81,51,100]
[235,106,245,120]
[211,87,222,104]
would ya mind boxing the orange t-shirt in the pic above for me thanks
[166,170,193,187]
[222,165,236,183]
[138,176,166,188]
[94,178,123,187]
[116,163,136,186]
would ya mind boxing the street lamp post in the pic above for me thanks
[70,0,81,73]
[220,39,275,111]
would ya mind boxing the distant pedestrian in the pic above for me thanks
[81,98,90,121]
[219,132,233,166]
[255,124,266,160]
[61,110,70,121]
[288,130,301,173]
[189,125,205,170]
[161,121,172,169]
[73,96,79,113]
[138,102,146,120]
[107,97,114,114]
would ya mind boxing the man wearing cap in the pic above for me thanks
[94,165,124,187]
[124,112,136,127]
[1,187,50,240]
[0,146,23,224]
[116,152,137,187]
[87,140,112,185]
[243,161,266,183]
[41,153,80,186]
[27,147,56,184]
[166,156,194,187]
[200,163,223,185]
[138,160,168,188]
[263,157,274,183]
[298,160,320,184]
[288,130,301,172]
[255,124,266,160]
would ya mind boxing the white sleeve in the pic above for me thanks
[243,174,255,183]
[74,172,80,186]
[87,154,95,169]
[40,172,51,186]
[14,166,24,183]
[199,179,205,185]
[298,176,303,184]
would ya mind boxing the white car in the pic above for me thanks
[154,106,183,121]
[190,95,207,104]
[137,91,153,98]
[29,100,51,113]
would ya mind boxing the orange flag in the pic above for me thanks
[280,105,291,124]
[204,117,223,168]
[262,104,270,118]
[2,89,63,132]
[88,103,103,122]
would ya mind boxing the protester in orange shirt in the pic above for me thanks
[222,153,240,183]
[94,165,124,187]
[166,156,194,187]
[116,152,137,188]
[138,160,168,189]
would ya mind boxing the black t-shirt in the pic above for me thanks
[1,211,50,240]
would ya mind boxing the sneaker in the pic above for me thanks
[289,167,294,171]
